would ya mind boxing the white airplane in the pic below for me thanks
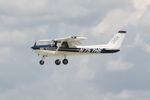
[31,30,126,65]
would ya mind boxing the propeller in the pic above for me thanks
[31,42,37,51]
[34,42,37,47]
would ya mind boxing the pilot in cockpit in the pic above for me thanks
[49,41,57,48]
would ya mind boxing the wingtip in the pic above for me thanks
[118,30,127,33]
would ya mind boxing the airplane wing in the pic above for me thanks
[55,36,87,47]
[54,36,87,47]
[37,40,53,43]
[54,36,87,42]
[37,36,87,47]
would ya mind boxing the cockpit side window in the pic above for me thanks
[61,42,69,48]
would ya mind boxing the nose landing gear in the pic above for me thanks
[39,56,46,65]
[39,60,45,65]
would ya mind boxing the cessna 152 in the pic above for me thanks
[31,30,126,65]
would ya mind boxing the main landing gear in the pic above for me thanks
[55,59,69,65]
[62,59,68,65]
[55,59,61,65]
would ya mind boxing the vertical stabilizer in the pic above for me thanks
[107,30,127,49]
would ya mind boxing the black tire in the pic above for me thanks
[63,59,68,65]
[39,60,44,65]
[55,59,61,65]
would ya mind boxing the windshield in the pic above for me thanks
[36,41,56,47]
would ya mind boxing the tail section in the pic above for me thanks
[107,30,127,49]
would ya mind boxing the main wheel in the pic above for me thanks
[63,59,68,65]
[55,59,61,65]
[39,60,44,65]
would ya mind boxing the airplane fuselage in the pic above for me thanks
[32,45,120,57]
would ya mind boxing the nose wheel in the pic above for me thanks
[39,56,46,65]
[39,60,45,65]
